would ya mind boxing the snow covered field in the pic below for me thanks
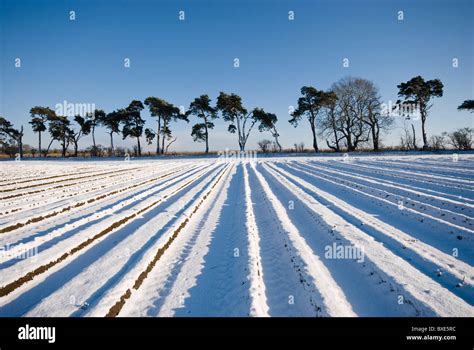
[0,154,473,317]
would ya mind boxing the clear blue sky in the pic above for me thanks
[1,0,473,152]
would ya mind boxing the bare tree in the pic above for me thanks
[257,139,272,153]
[352,79,393,151]
[429,134,446,151]
[293,142,305,153]
[319,92,344,152]
[447,128,473,150]
[331,77,371,151]
[400,121,418,150]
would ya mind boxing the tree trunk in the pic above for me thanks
[137,136,141,157]
[372,127,379,151]
[421,115,428,149]
[239,137,245,152]
[109,132,114,156]
[156,119,161,155]
[92,126,96,148]
[274,136,282,152]
[271,127,282,152]
[38,131,42,158]
[46,139,54,157]
[62,136,66,158]
[309,119,318,152]
[18,138,23,158]
[236,117,244,152]
[411,124,417,150]
[204,119,209,154]
[346,128,353,151]
[161,123,166,155]
[332,127,340,152]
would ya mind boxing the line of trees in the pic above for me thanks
[289,76,450,152]
[1,75,473,158]
[0,94,279,158]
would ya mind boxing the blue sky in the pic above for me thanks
[1,0,473,152]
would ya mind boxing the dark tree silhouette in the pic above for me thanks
[87,109,105,156]
[187,95,218,153]
[457,100,474,113]
[29,106,55,157]
[253,109,281,152]
[100,110,123,156]
[0,117,24,158]
[48,115,71,157]
[160,106,188,155]
[68,115,92,157]
[144,97,187,154]
[144,128,156,145]
[121,100,145,156]
[217,92,267,151]
[290,86,335,152]
[397,76,443,149]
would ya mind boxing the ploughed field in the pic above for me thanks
[0,154,473,317]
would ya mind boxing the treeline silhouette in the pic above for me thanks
[1,76,473,158]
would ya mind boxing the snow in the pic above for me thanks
[0,154,473,317]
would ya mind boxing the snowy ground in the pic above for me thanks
[0,154,472,317]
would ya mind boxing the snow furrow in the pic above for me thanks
[0,165,145,193]
[301,160,474,212]
[346,161,474,186]
[250,162,356,316]
[0,163,221,300]
[0,163,201,235]
[271,162,474,286]
[103,163,232,317]
[264,163,474,316]
[293,162,474,232]
[0,164,209,269]
[275,162,474,302]
[360,159,474,178]
[119,164,238,317]
[0,163,187,220]
[311,160,474,199]
[15,164,229,317]
[242,163,270,316]
[0,155,471,317]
